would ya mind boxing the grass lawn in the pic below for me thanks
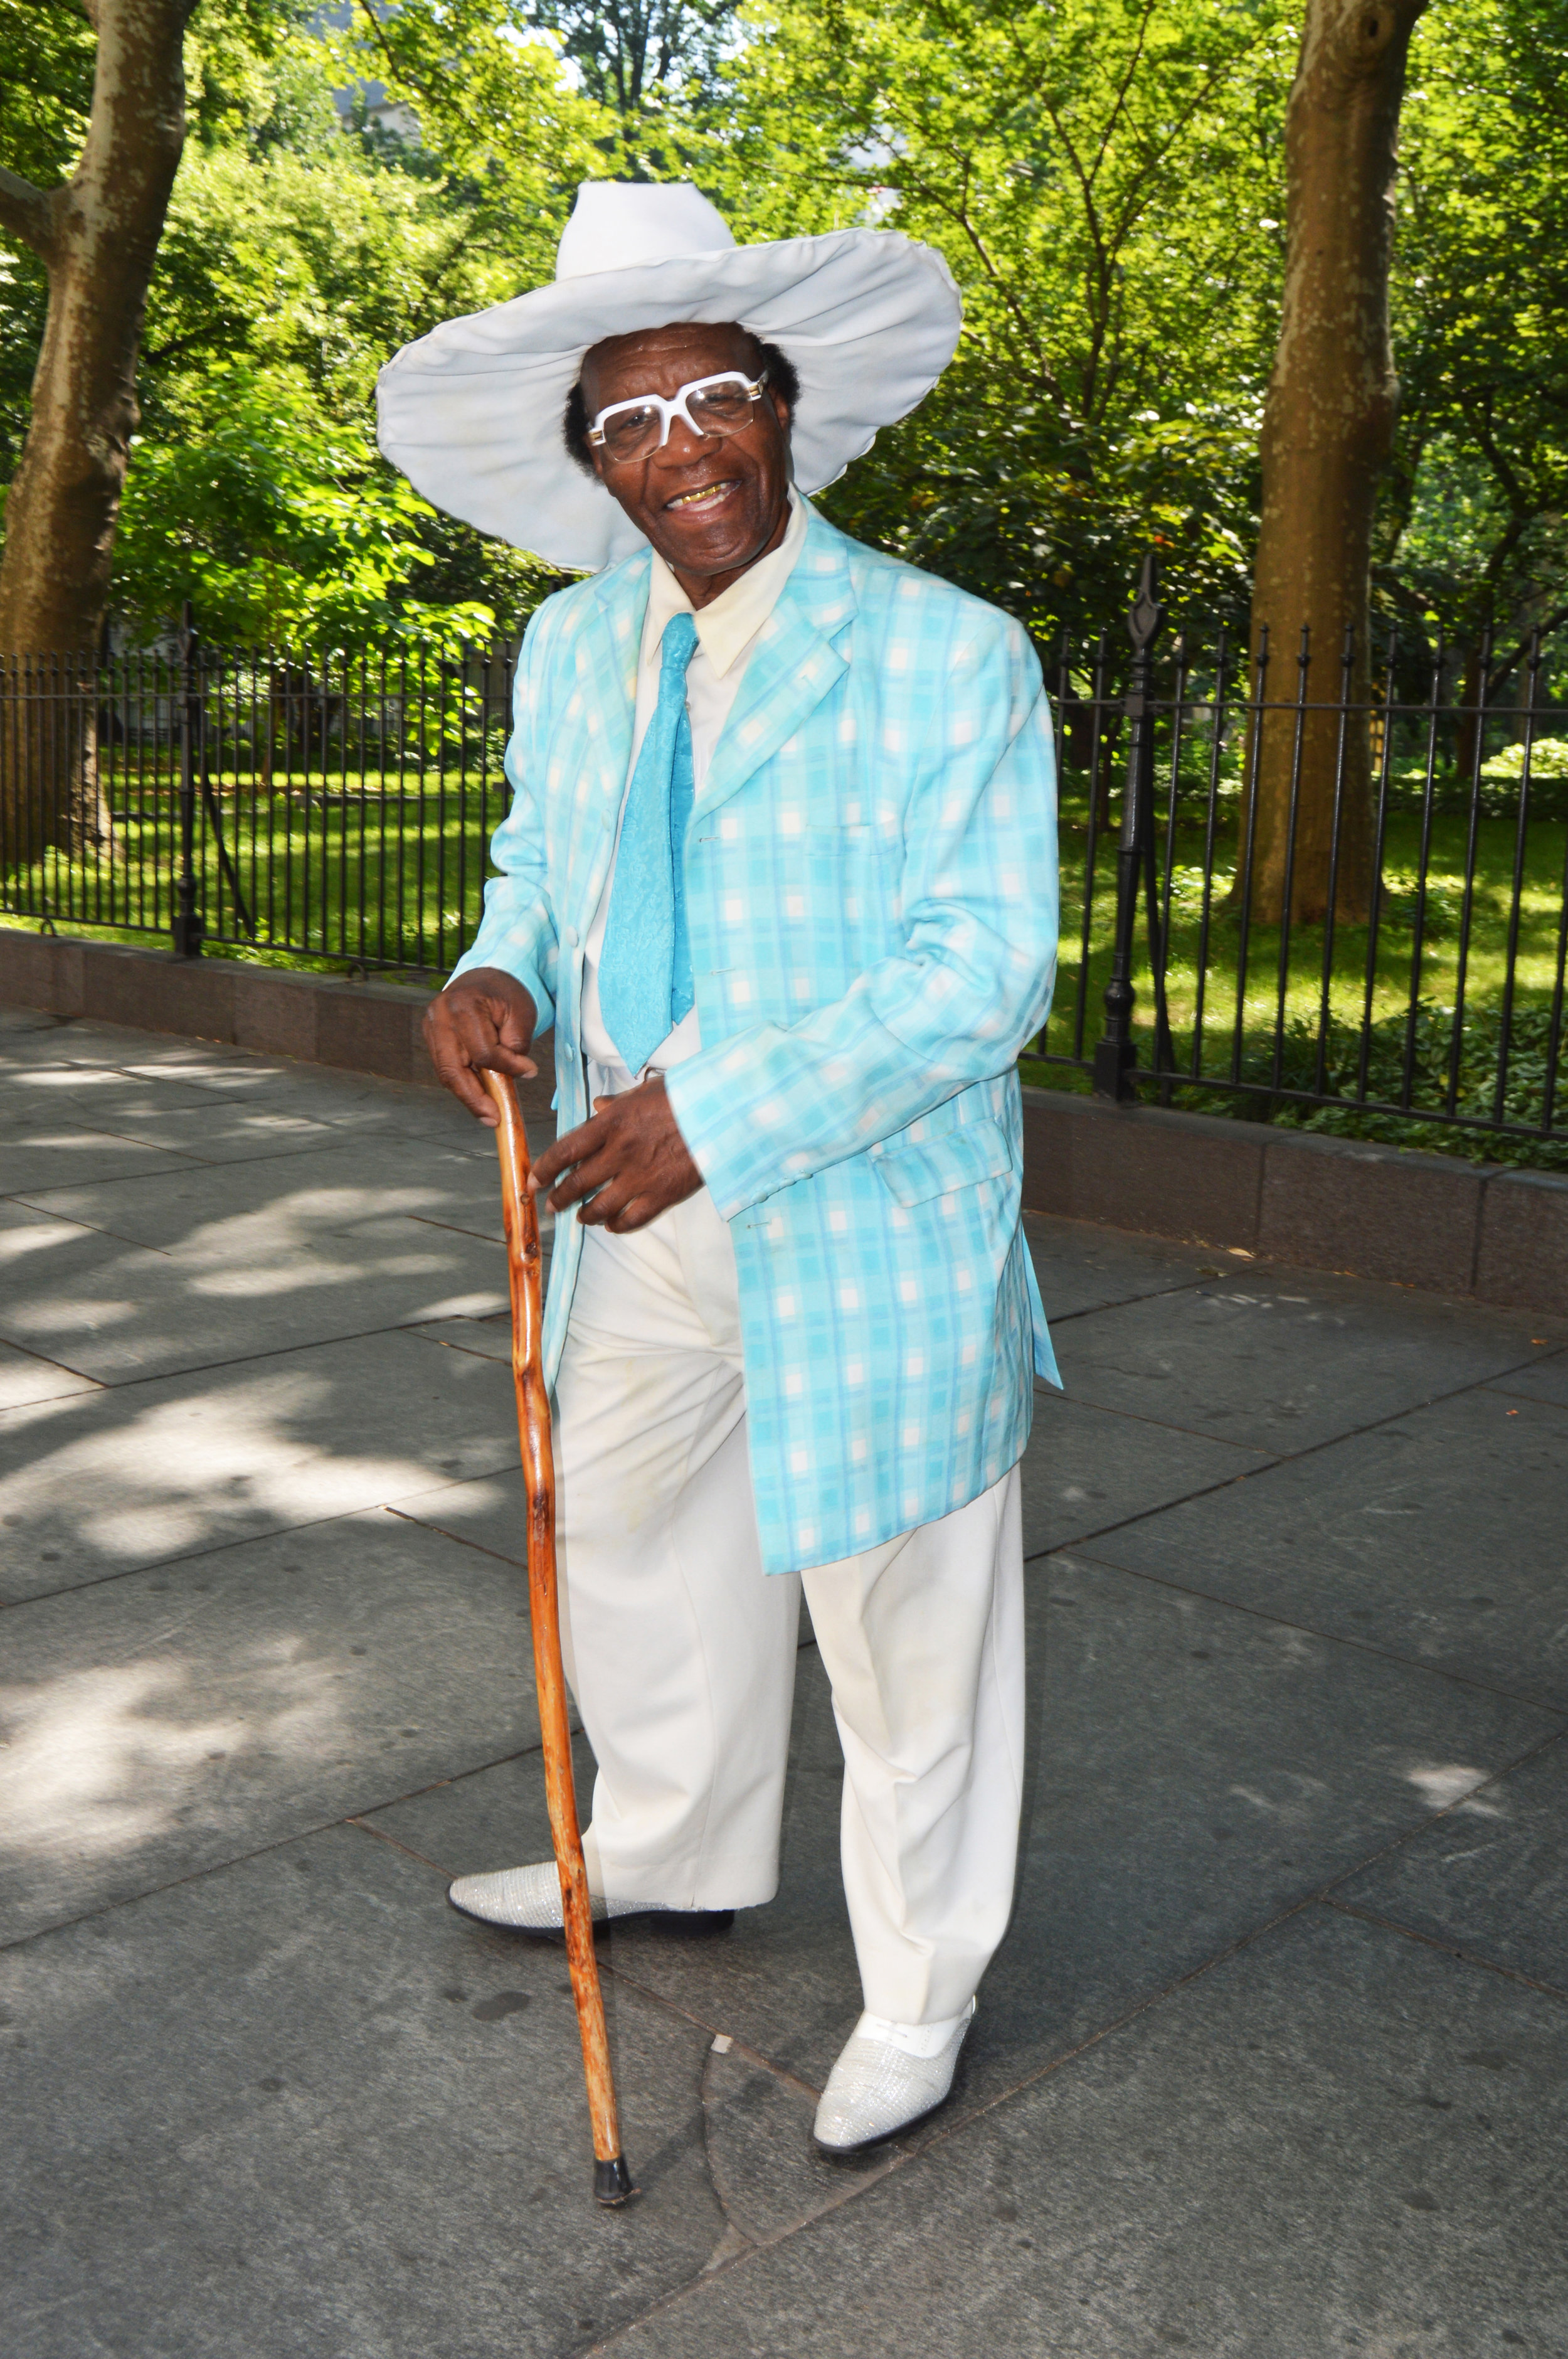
[4,772,512,978]
[1033,780,1568,1165]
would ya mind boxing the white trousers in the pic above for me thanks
[553,1186,1026,2025]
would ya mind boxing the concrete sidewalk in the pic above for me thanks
[2,1003,1565,2358]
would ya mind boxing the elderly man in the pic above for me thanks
[378,180,1059,2154]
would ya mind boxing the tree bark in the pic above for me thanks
[0,0,193,851]
[1241,0,1429,927]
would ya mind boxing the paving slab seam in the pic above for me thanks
[579,1714,1568,2351]
[0,1467,517,1615]
[16,1127,411,1178]
[384,1501,536,1575]
[578,1893,1336,2358]
[2,1200,177,1257]
[0,1336,105,1388]
[343,1814,455,1880]
[1032,1274,1213,1326]
[602,1962,825,2107]
[1018,1457,1290,1573]
[1305,1717,1568,1889]
[1059,1540,1568,1715]
[0,1742,549,1953]
[404,1211,512,1244]
[1318,1894,1568,2004]
[1033,1331,1564,1470]
[1055,1340,1566,1495]
[344,1794,823,2105]
[1030,1380,1281,1459]
[1485,1360,1568,1400]
[0,1311,511,1399]
[418,1331,520,1367]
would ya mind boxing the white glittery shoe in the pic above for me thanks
[447,1861,733,1937]
[813,2000,977,2154]
[447,1862,608,1932]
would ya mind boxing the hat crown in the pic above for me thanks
[556,182,737,282]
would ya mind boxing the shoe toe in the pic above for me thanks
[813,2006,974,2154]
[812,2042,951,2154]
[447,1863,562,1930]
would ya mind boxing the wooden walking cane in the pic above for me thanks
[482,1067,637,2208]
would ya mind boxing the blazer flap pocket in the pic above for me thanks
[871,1115,1013,1208]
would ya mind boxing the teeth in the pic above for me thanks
[668,481,734,509]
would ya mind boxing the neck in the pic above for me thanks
[667,497,792,610]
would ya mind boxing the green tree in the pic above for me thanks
[0,0,93,477]
[527,0,738,117]
[112,367,497,646]
[1380,0,1568,703]
[1242,0,1431,927]
[702,0,1297,639]
[121,19,588,637]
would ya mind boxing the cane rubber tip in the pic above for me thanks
[594,2155,637,2207]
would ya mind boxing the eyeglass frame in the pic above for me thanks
[586,370,771,462]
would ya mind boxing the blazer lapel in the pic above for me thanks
[582,549,648,783]
[552,553,648,922]
[697,509,857,814]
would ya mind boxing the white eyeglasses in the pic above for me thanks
[588,371,770,464]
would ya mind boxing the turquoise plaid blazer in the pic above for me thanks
[451,501,1060,1574]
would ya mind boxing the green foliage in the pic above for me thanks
[0,0,590,640]
[324,0,608,250]
[1482,735,1568,784]
[1229,1000,1568,1169]
[1380,0,1568,644]
[0,0,94,186]
[3,0,1566,655]
[525,0,739,115]
[687,0,1295,636]
[112,371,497,649]
[0,0,95,479]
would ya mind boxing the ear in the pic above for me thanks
[767,386,792,436]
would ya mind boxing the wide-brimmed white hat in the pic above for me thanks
[376,181,962,573]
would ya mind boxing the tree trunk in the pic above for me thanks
[0,0,191,851]
[1241,0,1429,927]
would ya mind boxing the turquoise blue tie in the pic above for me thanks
[598,611,700,1075]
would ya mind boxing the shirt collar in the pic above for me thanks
[644,486,810,678]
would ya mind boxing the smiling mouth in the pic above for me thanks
[664,478,739,511]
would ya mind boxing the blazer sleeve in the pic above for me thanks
[665,612,1059,1219]
[445,611,560,1033]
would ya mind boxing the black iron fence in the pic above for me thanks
[1039,560,1568,1156]
[3,575,1566,1156]
[0,619,517,975]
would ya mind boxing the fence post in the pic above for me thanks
[172,599,204,957]
[1093,553,1166,1100]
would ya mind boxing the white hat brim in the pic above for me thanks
[376,228,961,573]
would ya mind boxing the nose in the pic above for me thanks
[654,407,710,460]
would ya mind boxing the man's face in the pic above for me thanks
[581,322,792,593]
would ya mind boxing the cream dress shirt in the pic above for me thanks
[580,486,810,1100]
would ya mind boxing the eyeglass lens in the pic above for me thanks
[600,380,760,462]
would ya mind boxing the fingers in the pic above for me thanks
[546,1144,622,1217]
[525,1081,703,1227]
[531,1113,608,1200]
[424,1006,498,1123]
[423,977,538,1123]
[449,998,537,1079]
[595,1191,662,1234]
[533,1110,649,1219]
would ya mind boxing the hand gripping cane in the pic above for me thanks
[482,1069,636,2208]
